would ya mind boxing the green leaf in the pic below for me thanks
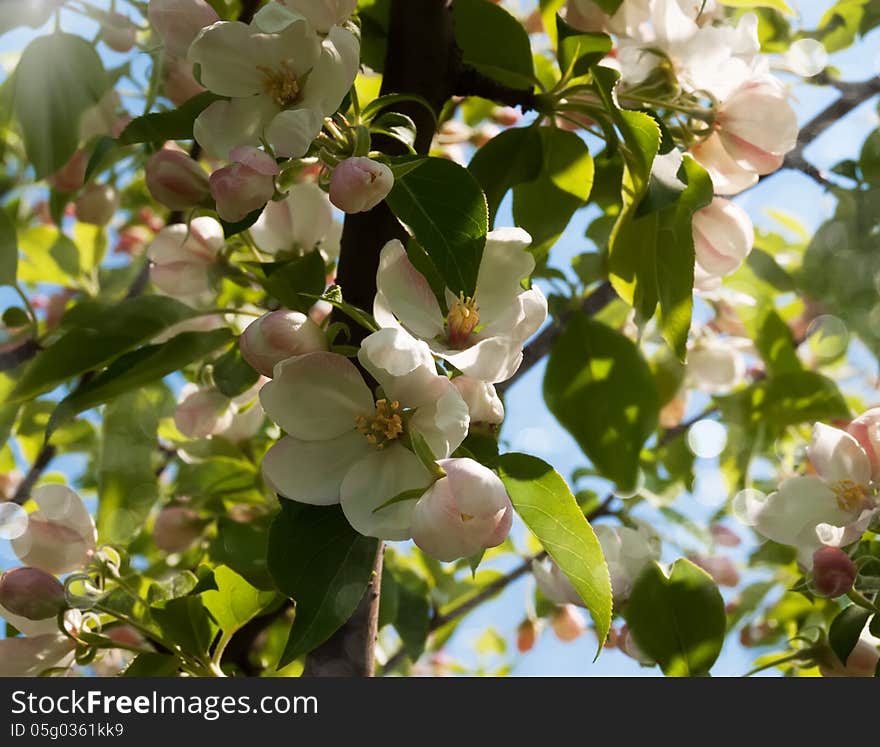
[512,127,594,260]
[117,91,222,145]
[0,208,17,286]
[16,227,82,285]
[121,653,181,677]
[151,596,218,657]
[385,156,488,296]
[608,155,713,358]
[257,250,327,313]
[209,517,273,591]
[624,559,726,676]
[201,565,275,637]
[828,604,872,666]
[544,312,659,492]
[213,343,261,397]
[556,16,613,77]
[469,126,543,223]
[384,559,431,661]
[48,329,232,438]
[497,453,612,651]
[267,502,379,667]
[719,0,794,14]
[8,296,199,403]
[752,307,802,376]
[13,32,108,178]
[859,128,880,185]
[97,386,168,544]
[453,0,535,89]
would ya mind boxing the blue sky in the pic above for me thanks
[1,0,879,676]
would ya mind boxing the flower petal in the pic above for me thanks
[340,443,430,540]
[194,97,276,160]
[259,351,373,439]
[262,431,372,504]
[265,107,324,158]
[434,336,523,383]
[188,21,265,97]
[474,227,535,322]
[408,379,469,458]
[0,634,74,677]
[809,423,871,486]
[298,25,360,116]
[375,240,445,338]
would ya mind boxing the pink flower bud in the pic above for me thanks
[492,106,521,126]
[101,12,137,53]
[173,386,234,439]
[411,458,513,562]
[812,547,857,598]
[516,618,539,653]
[147,216,224,299]
[565,0,609,32]
[11,484,97,575]
[0,469,23,501]
[162,57,207,105]
[115,226,152,256]
[210,149,278,223]
[689,132,758,196]
[329,157,394,214]
[49,150,87,193]
[45,289,75,328]
[152,507,205,553]
[0,568,66,621]
[551,604,587,642]
[689,554,739,587]
[710,523,741,547]
[451,376,504,425]
[148,0,219,58]
[716,77,798,176]
[146,149,210,210]
[74,183,119,226]
[692,197,754,278]
[847,408,880,482]
[240,310,328,377]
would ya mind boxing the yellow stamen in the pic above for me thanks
[257,61,301,107]
[355,399,403,449]
[446,293,480,348]
[832,479,868,512]
[460,513,474,523]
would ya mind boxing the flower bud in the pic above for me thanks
[533,557,583,607]
[692,198,754,278]
[75,183,119,226]
[329,157,394,214]
[148,0,219,58]
[689,554,739,587]
[0,469,24,501]
[210,148,278,223]
[173,386,234,439]
[49,150,87,193]
[516,618,539,653]
[147,216,224,299]
[145,149,210,211]
[11,484,97,575]
[279,0,357,33]
[0,568,66,621]
[410,458,513,562]
[717,78,798,176]
[687,337,746,394]
[101,12,137,53]
[152,507,205,553]
[451,376,504,426]
[847,407,880,482]
[162,57,207,105]
[240,310,328,377]
[812,547,857,598]
[595,524,662,605]
[492,106,521,127]
[710,523,741,547]
[115,226,152,256]
[551,604,587,642]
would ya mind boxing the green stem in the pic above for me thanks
[846,589,880,614]
[742,651,809,677]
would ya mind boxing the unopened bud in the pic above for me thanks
[101,12,137,53]
[516,618,539,653]
[550,604,587,642]
[49,150,87,193]
[173,387,234,439]
[0,567,66,621]
[75,184,119,226]
[240,310,328,377]
[146,149,210,211]
[710,523,741,547]
[148,0,219,58]
[329,157,394,214]
[153,507,205,553]
[209,148,278,223]
[492,106,521,126]
[812,547,857,598]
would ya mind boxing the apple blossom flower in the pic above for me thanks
[250,182,342,261]
[687,336,748,394]
[594,524,661,605]
[738,423,878,566]
[10,484,97,575]
[101,12,137,53]
[811,546,856,598]
[451,376,504,426]
[0,609,78,677]
[240,309,329,377]
[374,228,548,383]
[409,458,513,562]
[148,0,219,59]
[147,216,225,300]
[329,157,394,214]
[692,198,754,278]
[846,407,880,481]
[818,624,879,677]
[145,149,211,211]
[532,557,586,608]
[75,184,119,226]
[189,4,359,159]
[210,147,279,223]
[551,604,587,642]
[279,0,357,33]
[153,507,206,553]
[259,329,469,539]
[174,385,235,439]
[689,133,758,196]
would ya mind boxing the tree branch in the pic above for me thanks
[454,64,537,111]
